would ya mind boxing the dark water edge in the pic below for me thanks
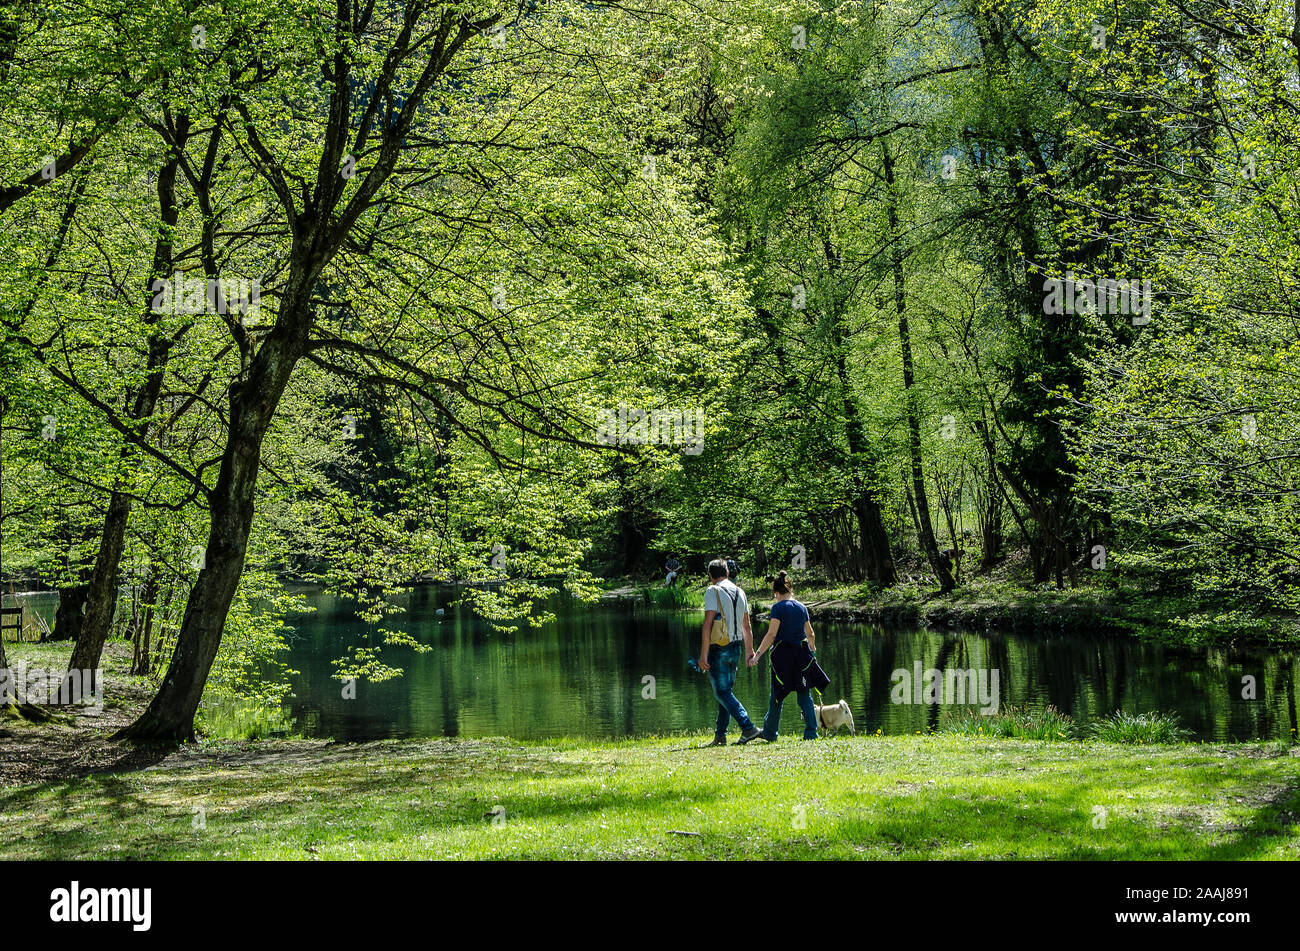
[277,588,1300,743]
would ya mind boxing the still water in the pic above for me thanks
[280,589,1300,742]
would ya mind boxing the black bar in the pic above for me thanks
[7,860,1277,940]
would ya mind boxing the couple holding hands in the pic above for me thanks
[698,560,829,745]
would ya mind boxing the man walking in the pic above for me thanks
[698,559,761,745]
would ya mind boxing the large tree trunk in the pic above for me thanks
[974,420,1004,568]
[881,142,954,592]
[115,330,302,742]
[852,490,895,585]
[47,518,97,642]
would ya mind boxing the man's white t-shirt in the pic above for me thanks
[705,579,748,644]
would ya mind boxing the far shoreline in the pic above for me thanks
[603,577,1300,650]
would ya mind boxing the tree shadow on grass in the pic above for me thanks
[3,747,696,858]
[0,740,174,788]
[0,773,181,859]
[1201,771,1300,860]
[804,773,1300,860]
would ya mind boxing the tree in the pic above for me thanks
[106,0,749,739]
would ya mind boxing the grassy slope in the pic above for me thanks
[2,733,1297,860]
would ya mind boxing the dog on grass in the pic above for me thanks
[814,698,855,735]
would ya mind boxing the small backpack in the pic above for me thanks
[709,584,740,647]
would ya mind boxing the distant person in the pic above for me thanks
[744,570,828,742]
[698,558,761,746]
[725,555,740,584]
[665,555,682,587]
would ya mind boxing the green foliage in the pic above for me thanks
[195,690,299,741]
[940,706,1194,744]
[4,0,1300,742]
[1088,711,1193,745]
[203,570,306,707]
[939,705,1077,741]
[643,584,702,609]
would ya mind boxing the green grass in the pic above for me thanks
[938,705,1077,741]
[2,733,1297,860]
[1088,711,1194,744]
[1,640,86,668]
[642,585,701,609]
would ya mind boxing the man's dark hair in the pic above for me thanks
[708,558,728,580]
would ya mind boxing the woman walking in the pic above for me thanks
[742,570,828,742]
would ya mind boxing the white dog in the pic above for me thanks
[814,699,855,735]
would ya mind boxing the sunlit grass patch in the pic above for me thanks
[643,585,703,608]
[1088,710,1193,744]
[1,734,1296,860]
[938,705,1077,741]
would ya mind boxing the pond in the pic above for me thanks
[277,589,1300,742]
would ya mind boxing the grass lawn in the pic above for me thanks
[2,732,1298,860]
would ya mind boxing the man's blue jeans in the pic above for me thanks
[761,684,819,740]
[707,641,754,739]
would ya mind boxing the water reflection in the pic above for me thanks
[278,592,1300,742]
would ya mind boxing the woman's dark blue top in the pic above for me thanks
[770,598,809,645]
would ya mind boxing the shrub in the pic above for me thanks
[938,705,1076,740]
[644,585,700,608]
[1088,711,1192,744]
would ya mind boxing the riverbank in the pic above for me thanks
[608,576,1300,648]
[1,730,1297,859]
[785,581,1137,634]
